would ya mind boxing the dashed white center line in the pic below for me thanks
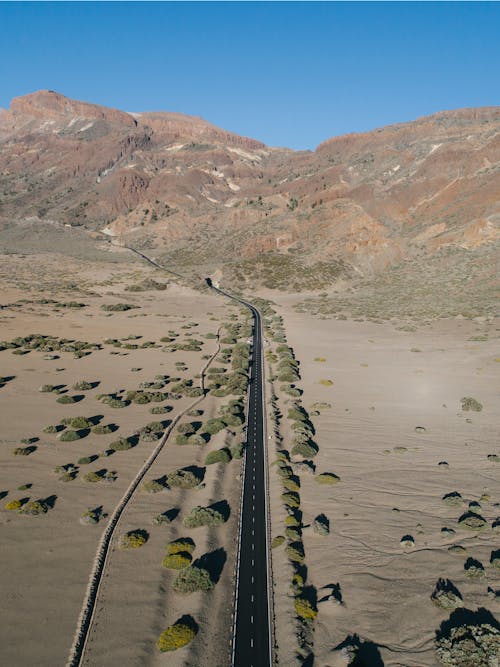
[251,638,254,648]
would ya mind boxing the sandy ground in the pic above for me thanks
[0,254,244,667]
[270,296,499,667]
[2,249,498,667]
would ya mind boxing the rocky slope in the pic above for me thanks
[0,90,498,288]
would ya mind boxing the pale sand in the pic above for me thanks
[270,298,499,666]
[0,255,243,666]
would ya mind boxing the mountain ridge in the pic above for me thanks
[0,90,498,290]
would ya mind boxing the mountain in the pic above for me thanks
[0,90,498,289]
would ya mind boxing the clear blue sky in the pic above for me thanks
[1,2,499,149]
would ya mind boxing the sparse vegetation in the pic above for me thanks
[167,467,204,489]
[435,618,499,666]
[460,397,483,412]
[119,529,149,549]
[315,472,340,485]
[58,429,86,442]
[294,596,317,622]
[205,448,232,465]
[172,566,214,593]
[156,620,197,652]
[183,505,226,528]
[101,303,140,312]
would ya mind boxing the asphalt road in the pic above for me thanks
[209,283,272,667]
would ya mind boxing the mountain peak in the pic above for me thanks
[9,90,137,127]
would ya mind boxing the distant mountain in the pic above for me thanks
[1,90,498,289]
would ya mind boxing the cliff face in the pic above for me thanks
[0,90,498,285]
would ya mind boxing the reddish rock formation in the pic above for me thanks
[0,90,498,282]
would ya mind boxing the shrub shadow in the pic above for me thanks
[183,465,206,483]
[194,547,227,584]
[209,499,230,521]
[175,614,198,634]
[333,634,385,666]
[319,582,343,604]
[436,607,500,641]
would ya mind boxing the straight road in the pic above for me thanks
[208,282,272,667]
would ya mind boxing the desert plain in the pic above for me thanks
[0,246,498,667]
[0,249,250,667]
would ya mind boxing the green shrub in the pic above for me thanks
[172,566,214,593]
[286,541,305,564]
[167,468,203,489]
[56,395,78,405]
[458,512,487,530]
[162,553,192,569]
[119,529,149,549]
[271,535,285,548]
[39,384,55,392]
[281,491,300,509]
[43,424,64,434]
[285,527,301,541]
[281,384,301,397]
[277,464,293,478]
[183,505,226,528]
[67,416,93,429]
[59,470,78,482]
[80,508,101,525]
[282,477,300,492]
[230,442,244,459]
[294,596,317,621]
[109,436,134,452]
[203,418,226,435]
[101,303,139,312]
[188,434,206,447]
[92,424,114,434]
[443,492,463,506]
[5,499,23,511]
[287,407,307,422]
[315,472,341,485]
[461,397,483,412]
[435,620,499,666]
[13,445,37,455]
[139,422,165,441]
[84,469,117,483]
[150,405,171,415]
[20,500,48,516]
[142,478,167,493]
[205,448,232,465]
[108,398,129,408]
[177,423,195,435]
[291,572,304,592]
[78,455,98,465]
[156,621,197,652]
[72,380,94,391]
[291,440,318,458]
[59,429,85,442]
[166,538,196,555]
[285,515,300,527]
